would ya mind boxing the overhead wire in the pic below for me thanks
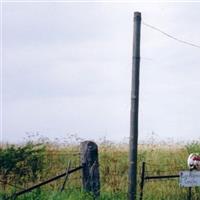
[142,21,200,49]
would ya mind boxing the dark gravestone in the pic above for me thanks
[81,141,100,198]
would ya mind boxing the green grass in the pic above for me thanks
[1,139,200,199]
[10,189,127,200]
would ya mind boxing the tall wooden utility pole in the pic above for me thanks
[128,11,141,200]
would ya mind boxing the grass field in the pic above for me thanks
[1,138,200,200]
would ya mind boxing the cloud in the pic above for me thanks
[2,3,200,143]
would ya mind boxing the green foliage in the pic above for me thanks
[185,141,200,154]
[15,189,127,200]
[0,142,45,188]
[1,140,200,199]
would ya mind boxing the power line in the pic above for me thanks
[142,21,200,49]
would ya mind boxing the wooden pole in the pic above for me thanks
[129,11,141,200]
[81,141,100,198]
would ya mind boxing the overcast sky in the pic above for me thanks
[1,2,200,143]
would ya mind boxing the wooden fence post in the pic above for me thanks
[81,141,100,198]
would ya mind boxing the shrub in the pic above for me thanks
[185,141,200,154]
[0,142,45,190]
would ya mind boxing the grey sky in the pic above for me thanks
[1,2,200,143]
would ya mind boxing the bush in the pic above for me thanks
[185,141,200,154]
[0,142,45,190]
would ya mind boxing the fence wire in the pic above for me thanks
[0,151,82,196]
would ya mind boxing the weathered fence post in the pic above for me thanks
[81,141,100,198]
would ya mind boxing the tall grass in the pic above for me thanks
[1,138,200,200]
